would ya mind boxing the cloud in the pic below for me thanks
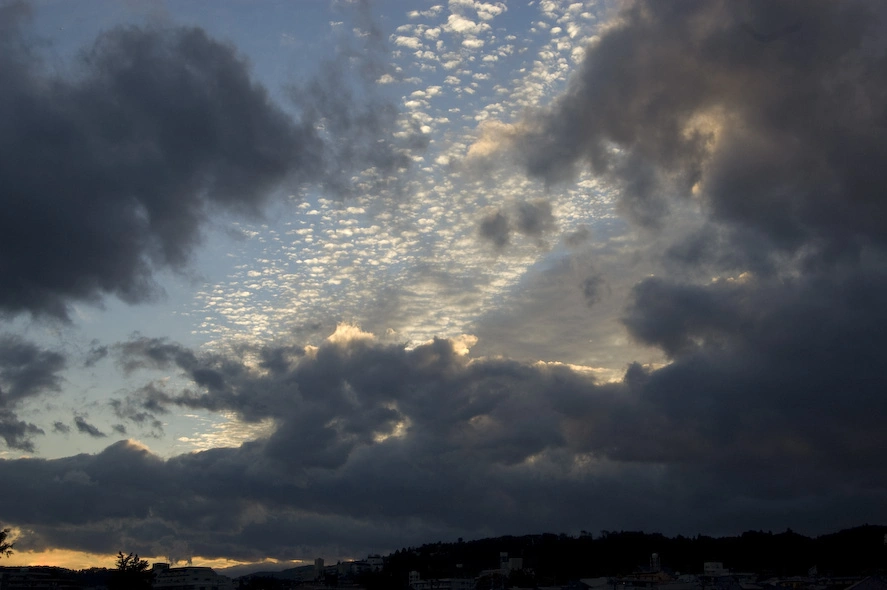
[0,412,44,454]
[0,6,320,319]
[478,200,557,249]
[287,2,429,200]
[0,336,66,404]
[0,2,425,319]
[52,422,71,434]
[580,273,606,307]
[515,199,556,237]
[83,342,109,369]
[74,416,107,439]
[564,226,591,247]
[478,209,511,248]
[506,0,887,251]
[470,239,640,371]
[619,267,887,487]
[393,35,423,49]
[466,120,523,159]
[469,2,887,498]
[489,0,887,471]
[443,14,489,36]
[0,330,884,559]
[108,394,165,440]
[0,335,66,451]
[2,0,886,566]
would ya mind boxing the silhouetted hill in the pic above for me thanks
[363,525,887,588]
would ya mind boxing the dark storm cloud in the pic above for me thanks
[74,416,107,438]
[510,2,887,471]
[0,6,317,318]
[114,334,595,472]
[0,332,855,559]
[52,421,70,434]
[623,265,887,423]
[514,0,887,256]
[0,2,424,319]
[509,0,887,480]
[0,335,66,451]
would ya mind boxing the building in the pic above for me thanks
[337,559,371,577]
[412,578,475,590]
[152,565,233,590]
[498,552,523,573]
[367,554,384,572]
[617,571,674,590]
[409,571,474,590]
[704,563,729,577]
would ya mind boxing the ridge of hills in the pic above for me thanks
[239,524,887,584]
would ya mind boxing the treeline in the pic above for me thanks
[359,525,887,588]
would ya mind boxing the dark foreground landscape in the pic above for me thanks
[1,525,885,590]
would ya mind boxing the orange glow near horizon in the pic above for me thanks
[1,549,304,572]
[2,549,136,570]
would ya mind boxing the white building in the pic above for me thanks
[704,562,729,576]
[152,566,233,590]
[412,577,475,590]
[498,552,523,573]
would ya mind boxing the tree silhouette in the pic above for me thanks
[0,528,13,558]
[110,551,152,590]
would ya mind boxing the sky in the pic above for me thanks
[1,0,886,573]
